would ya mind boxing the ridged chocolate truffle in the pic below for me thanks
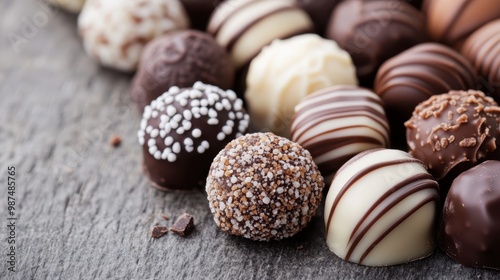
[138,82,250,191]
[207,0,314,69]
[405,90,500,180]
[131,30,234,111]
[423,0,500,48]
[461,19,500,102]
[325,149,439,266]
[326,0,427,86]
[439,160,500,270]
[291,86,390,182]
[206,133,325,241]
[245,34,358,138]
[179,0,223,30]
[375,43,477,148]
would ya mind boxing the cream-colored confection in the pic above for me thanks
[324,149,439,266]
[48,0,85,13]
[78,0,189,72]
[207,0,313,69]
[245,34,358,137]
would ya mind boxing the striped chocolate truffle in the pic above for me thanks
[207,0,313,69]
[290,86,390,182]
[138,82,250,191]
[324,149,439,266]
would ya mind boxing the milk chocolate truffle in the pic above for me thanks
[325,149,439,266]
[461,19,500,102]
[48,0,85,13]
[207,0,314,69]
[297,0,340,34]
[405,90,500,180]
[245,34,358,137]
[206,133,324,241]
[375,43,477,148]
[179,0,223,30]
[326,0,427,86]
[137,82,250,191]
[439,160,500,270]
[78,0,189,72]
[131,30,234,111]
[291,86,390,182]
[423,0,500,48]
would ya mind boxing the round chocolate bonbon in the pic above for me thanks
[206,132,324,241]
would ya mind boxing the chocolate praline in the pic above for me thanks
[439,160,500,270]
[137,82,250,191]
[131,30,234,112]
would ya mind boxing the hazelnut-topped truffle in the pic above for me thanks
[138,82,250,191]
[206,133,325,241]
[405,90,500,180]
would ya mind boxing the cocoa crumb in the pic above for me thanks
[151,226,168,238]
[170,213,194,236]
[109,135,122,147]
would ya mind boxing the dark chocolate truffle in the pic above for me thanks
[206,133,325,241]
[461,19,500,102]
[326,0,427,86]
[291,85,390,182]
[138,82,250,191]
[423,0,500,48]
[439,160,500,270]
[131,30,234,111]
[375,43,477,148]
[405,90,500,180]
[297,0,340,34]
[179,0,223,30]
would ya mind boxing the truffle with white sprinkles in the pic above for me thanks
[138,82,250,191]
[206,133,325,241]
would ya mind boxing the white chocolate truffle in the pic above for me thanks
[324,149,439,266]
[78,0,189,72]
[245,34,358,137]
[207,0,313,69]
[48,0,85,13]
[291,86,390,182]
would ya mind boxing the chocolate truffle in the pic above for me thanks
[375,43,477,148]
[48,0,85,13]
[423,0,500,48]
[297,0,340,34]
[206,133,324,241]
[131,30,234,111]
[207,0,314,69]
[179,0,223,30]
[291,85,390,182]
[137,82,250,191]
[325,149,439,266]
[326,0,427,86]
[245,34,358,138]
[78,0,189,72]
[439,160,500,270]
[405,90,500,180]
[461,19,500,102]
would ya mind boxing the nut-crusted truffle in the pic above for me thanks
[206,133,325,241]
[405,90,500,180]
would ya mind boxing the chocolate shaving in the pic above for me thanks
[151,226,168,238]
[170,213,194,236]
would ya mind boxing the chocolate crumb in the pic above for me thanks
[151,226,168,238]
[170,213,194,236]
[109,135,122,147]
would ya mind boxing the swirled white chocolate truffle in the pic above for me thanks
[206,133,324,241]
[207,0,314,69]
[138,82,250,191]
[325,149,439,266]
[291,86,390,182]
[245,34,358,137]
[48,0,85,13]
[78,0,189,72]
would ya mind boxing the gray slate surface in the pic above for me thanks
[0,1,498,279]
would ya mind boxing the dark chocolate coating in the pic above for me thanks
[439,160,500,270]
[297,0,340,34]
[326,0,427,87]
[131,30,234,112]
[405,90,500,181]
[375,43,477,149]
[179,0,223,30]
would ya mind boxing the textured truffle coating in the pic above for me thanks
[405,90,500,180]
[439,160,500,270]
[326,0,427,86]
[131,30,234,111]
[291,85,390,182]
[461,19,500,102]
[138,82,250,191]
[206,133,325,241]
